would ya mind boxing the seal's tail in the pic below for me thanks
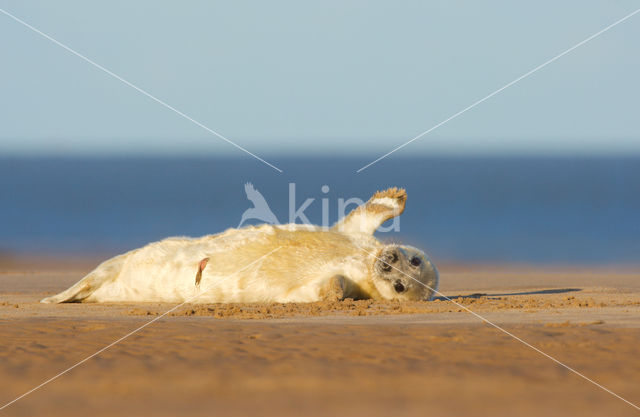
[41,253,128,303]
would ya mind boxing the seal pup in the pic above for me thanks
[41,188,439,304]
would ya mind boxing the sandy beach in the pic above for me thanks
[1,259,639,416]
[3,1,639,415]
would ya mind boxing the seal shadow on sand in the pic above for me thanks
[436,288,582,301]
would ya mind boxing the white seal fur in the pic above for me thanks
[42,188,439,303]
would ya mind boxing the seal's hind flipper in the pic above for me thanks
[332,187,406,235]
[40,281,93,303]
[40,252,128,303]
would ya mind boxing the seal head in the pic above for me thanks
[373,244,439,301]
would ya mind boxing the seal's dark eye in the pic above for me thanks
[394,281,405,293]
[410,257,422,267]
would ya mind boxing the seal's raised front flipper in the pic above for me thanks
[40,253,128,303]
[332,187,406,235]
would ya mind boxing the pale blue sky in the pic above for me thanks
[1,1,639,157]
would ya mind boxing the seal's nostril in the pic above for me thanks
[390,252,398,263]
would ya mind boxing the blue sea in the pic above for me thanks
[0,156,638,264]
